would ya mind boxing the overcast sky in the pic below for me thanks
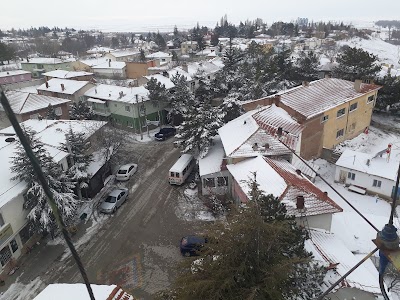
[2,0,400,32]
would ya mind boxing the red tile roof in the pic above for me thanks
[265,158,343,216]
[277,78,381,119]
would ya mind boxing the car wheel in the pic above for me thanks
[113,207,117,213]
[183,251,191,257]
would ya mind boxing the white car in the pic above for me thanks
[116,163,138,181]
[100,188,129,214]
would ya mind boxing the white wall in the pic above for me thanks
[335,166,394,198]
[201,170,230,196]
[93,67,126,79]
[298,213,332,232]
[0,194,29,268]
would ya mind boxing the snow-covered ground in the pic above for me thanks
[337,36,400,68]
[0,277,44,300]
[175,188,218,222]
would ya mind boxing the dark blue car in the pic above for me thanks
[180,235,207,257]
[155,127,176,141]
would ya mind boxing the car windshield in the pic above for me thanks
[118,169,127,174]
[105,196,117,203]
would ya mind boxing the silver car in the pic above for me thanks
[116,163,138,181]
[100,188,129,214]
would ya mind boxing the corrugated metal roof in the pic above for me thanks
[278,78,381,119]
[265,158,343,216]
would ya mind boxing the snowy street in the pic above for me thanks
[0,136,205,300]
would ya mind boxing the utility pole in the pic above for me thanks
[142,96,149,138]
[135,94,143,140]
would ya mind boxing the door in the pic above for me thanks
[339,170,347,183]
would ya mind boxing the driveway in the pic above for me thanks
[0,136,204,300]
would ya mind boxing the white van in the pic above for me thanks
[169,154,194,185]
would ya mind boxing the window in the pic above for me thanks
[19,222,35,245]
[337,108,346,118]
[175,172,180,178]
[321,115,329,123]
[373,179,382,188]
[170,172,175,177]
[54,107,62,116]
[336,128,344,139]
[0,214,4,227]
[125,105,130,112]
[0,246,12,267]
[367,95,375,103]
[203,178,215,188]
[349,102,358,112]
[217,176,228,187]
[10,239,18,253]
[347,172,356,180]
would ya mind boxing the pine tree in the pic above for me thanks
[61,126,93,200]
[45,104,59,120]
[139,48,146,62]
[176,102,221,157]
[194,70,214,103]
[332,46,381,81]
[10,126,77,235]
[169,73,194,123]
[70,100,94,120]
[158,179,325,300]
[294,51,320,82]
[375,75,400,112]
[219,93,243,123]
[146,77,170,125]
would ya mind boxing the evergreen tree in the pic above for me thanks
[154,32,167,49]
[139,48,146,62]
[146,77,170,124]
[332,46,381,81]
[194,70,215,103]
[176,102,221,157]
[61,126,93,200]
[169,73,194,119]
[158,179,325,300]
[45,104,59,120]
[375,75,400,112]
[218,93,243,124]
[294,51,320,82]
[10,127,77,235]
[70,100,94,120]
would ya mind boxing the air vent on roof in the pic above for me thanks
[5,137,15,143]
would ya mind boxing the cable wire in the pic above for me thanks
[0,90,96,300]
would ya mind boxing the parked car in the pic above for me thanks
[180,235,207,257]
[100,188,129,214]
[155,127,176,141]
[116,163,138,181]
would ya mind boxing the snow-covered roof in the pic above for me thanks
[199,136,225,177]
[108,49,140,58]
[306,230,382,296]
[91,61,126,70]
[84,84,149,103]
[2,91,71,114]
[218,109,293,158]
[167,67,193,82]
[187,61,221,77]
[0,119,106,207]
[227,156,287,198]
[170,154,193,172]
[208,57,224,68]
[86,46,115,54]
[276,78,381,119]
[146,51,171,59]
[144,74,175,89]
[266,158,342,216]
[0,70,31,78]
[378,65,400,78]
[33,284,135,300]
[37,78,90,95]
[22,58,67,65]
[79,57,109,67]
[195,48,216,56]
[336,149,398,181]
[43,70,93,78]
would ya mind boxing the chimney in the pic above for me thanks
[277,127,283,136]
[26,57,29,63]
[388,64,394,75]
[119,91,124,99]
[162,71,169,77]
[354,79,362,92]
[6,72,9,75]
[45,81,49,88]
[323,191,328,198]
[252,143,258,150]
[295,169,302,175]
[302,81,309,87]
[108,59,111,67]
[61,83,65,91]
[296,195,305,209]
